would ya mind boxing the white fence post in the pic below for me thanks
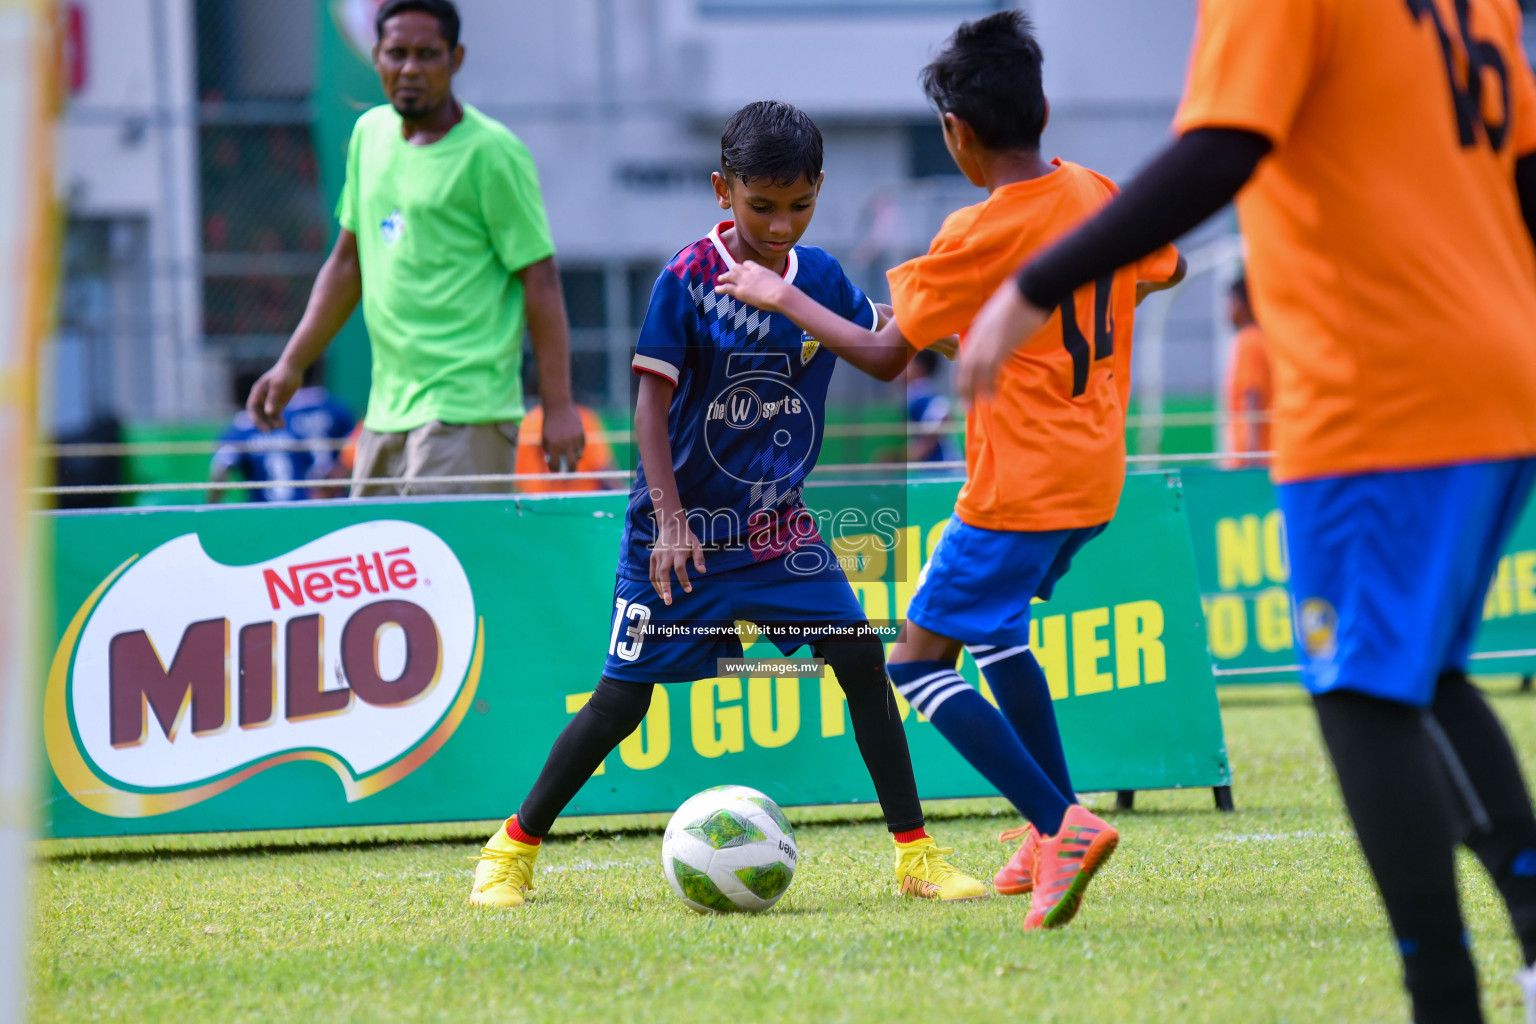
[0,3,59,1021]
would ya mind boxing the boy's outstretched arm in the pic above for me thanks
[634,372,704,606]
[1137,253,1189,305]
[715,262,922,382]
[960,128,1270,402]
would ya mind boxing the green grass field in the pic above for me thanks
[27,683,1536,1023]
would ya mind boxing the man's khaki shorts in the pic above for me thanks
[351,420,520,497]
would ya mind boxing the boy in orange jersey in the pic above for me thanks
[961,0,1536,1018]
[717,11,1185,930]
[1224,276,1272,466]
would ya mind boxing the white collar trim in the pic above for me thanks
[709,221,799,286]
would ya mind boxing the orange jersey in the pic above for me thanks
[1176,0,1536,482]
[888,161,1180,532]
[515,405,616,493]
[1226,324,1273,461]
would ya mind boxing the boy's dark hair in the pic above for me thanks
[720,101,823,187]
[912,349,941,376]
[376,0,461,49]
[920,10,1047,152]
[1230,276,1250,304]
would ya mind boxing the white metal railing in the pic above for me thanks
[31,451,1264,499]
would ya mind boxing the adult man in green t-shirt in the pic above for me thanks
[247,0,584,495]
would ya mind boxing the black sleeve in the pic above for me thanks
[1517,152,1536,247]
[1017,128,1274,311]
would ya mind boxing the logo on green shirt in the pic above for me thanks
[381,209,404,246]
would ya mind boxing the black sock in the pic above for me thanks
[1430,670,1536,967]
[816,637,925,833]
[517,676,653,837]
[1312,688,1483,1024]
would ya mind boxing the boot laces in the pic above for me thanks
[909,844,962,883]
[471,845,534,893]
[998,825,1032,843]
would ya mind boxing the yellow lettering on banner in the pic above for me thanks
[1254,587,1294,652]
[1262,510,1289,583]
[565,691,605,775]
[1486,556,1514,620]
[1113,601,1166,688]
[819,672,847,737]
[1072,608,1114,695]
[748,677,801,748]
[888,676,913,721]
[735,620,761,647]
[976,672,1001,709]
[852,581,890,627]
[618,686,671,770]
[690,678,744,758]
[1517,551,1536,615]
[1204,595,1248,659]
[892,526,923,621]
[1217,515,1263,590]
[925,519,949,563]
[1029,615,1069,700]
[834,530,886,580]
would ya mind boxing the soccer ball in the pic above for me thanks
[660,784,798,914]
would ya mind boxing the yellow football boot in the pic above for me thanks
[469,818,540,908]
[894,835,988,901]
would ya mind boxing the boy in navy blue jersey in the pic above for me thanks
[469,101,984,908]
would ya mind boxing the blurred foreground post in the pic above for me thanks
[0,2,59,1021]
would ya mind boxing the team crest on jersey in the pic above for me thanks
[800,334,820,365]
[1298,598,1338,661]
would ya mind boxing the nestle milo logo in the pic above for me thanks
[46,522,483,818]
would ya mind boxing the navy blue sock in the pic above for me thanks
[967,644,1076,802]
[889,659,1071,836]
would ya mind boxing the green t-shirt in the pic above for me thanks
[338,103,555,432]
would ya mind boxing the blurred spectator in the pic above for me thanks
[244,0,583,496]
[1225,275,1273,466]
[904,349,960,464]
[209,366,355,503]
[515,404,620,492]
[53,414,124,511]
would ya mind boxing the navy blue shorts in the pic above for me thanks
[905,514,1107,647]
[1280,457,1536,707]
[602,542,870,683]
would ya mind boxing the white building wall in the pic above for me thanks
[60,0,206,423]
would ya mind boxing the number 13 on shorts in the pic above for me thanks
[609,596,652,663]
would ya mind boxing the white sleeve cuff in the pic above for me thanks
[632,353,680,384]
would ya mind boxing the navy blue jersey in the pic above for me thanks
[619,222,876,580]
[214,387,355,502]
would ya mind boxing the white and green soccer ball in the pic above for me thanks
[661,785,797,914]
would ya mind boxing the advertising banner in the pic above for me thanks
[1181,467,1536,681]
[42,474,1230,838]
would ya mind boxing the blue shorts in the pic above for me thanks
[1280,457,1536,707]
[906,514,1107,647]
[602,542,869,683]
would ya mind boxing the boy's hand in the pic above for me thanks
[650,512,706,606]
[930,334,961,360]
[714,260,795,313]
[958,279,1049,405]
